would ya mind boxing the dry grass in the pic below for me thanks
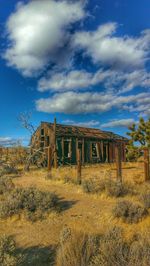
[0,162,149,265]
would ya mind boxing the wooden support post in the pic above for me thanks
[53,117,58,169]
[47,146,52,178]
[115,144,122,183]
[77,148,82,184]
[82,138,85,164]
[109,142,113,163]
[90,142,92,162]
[106,143,109,163]
[76,138,78,164]
[62,137,64,165]
[101,141,104,162]
[143,148,150,181]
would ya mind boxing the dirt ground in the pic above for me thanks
[0,162,150,265]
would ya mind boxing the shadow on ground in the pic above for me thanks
[18,245,56,266]
[58,197,78,212]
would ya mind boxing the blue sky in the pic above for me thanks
[0,0,150,146]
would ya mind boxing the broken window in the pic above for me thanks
[46,136,50,147]
[64,140,71,158]
[41,128,44,136]
[92,143,99,158]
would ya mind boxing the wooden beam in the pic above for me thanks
[122,143,126,162]
[76,138,78,164]
[77,148,82,184]
[109,142,113,163]
[106,143,109,163]
[143,148,150,181]
[62,137,64,165]
[53,117,58,169]
[47,146,52,169]
[101,141,104,162]
[90,142,92,162]
[115,144,122,182]
[82,138,85,164]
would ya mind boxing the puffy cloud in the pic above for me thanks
[4,0,85,76]
[101,119,136,128]
[36,91,150,114]
[38,68,150,93]
[73,22,150,70]
[38,70,94,91]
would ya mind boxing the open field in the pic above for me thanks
[0,162,150,265]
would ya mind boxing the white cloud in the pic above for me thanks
[4,0,85,76]
[73,22,150,69]
[38,70,93,91]
[0,137,21,146]
[62,119,100,127]
[38,68,150,93]
[101,119,136,128]
[36,91,150,114]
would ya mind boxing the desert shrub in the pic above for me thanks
[113,200,148,223]
[56,226,99,266]
[128,235,150,266]
[89,226,129,266]
[0,176,15,194]
[105,179,127,197]
[82,179,106,194]
[0,165,18,177]
[0,235,22,266]
[82,178,133,197]
[0,187,59,221]
[140,191,150,209]
[56,227,150,266]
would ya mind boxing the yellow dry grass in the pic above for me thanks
[0,162,149,265]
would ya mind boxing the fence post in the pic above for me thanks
[77,148,82,184]
[53,117,58,169]
[143,148,150,181]
[115,144,122,183]
[47,146,52,178]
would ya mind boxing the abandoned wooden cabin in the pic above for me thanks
[31,120,128,166]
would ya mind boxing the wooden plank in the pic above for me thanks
[109,142,113,163]
[143,148,150,181]
[82,138,85,164]
[115,144,122,182]
[106,143,109,163]
[53,117,58,168]
[62,137,64,165]
[76,138,78,164]
[47,146,52,171]
[101,141,104,161]
[77,148,82,184]
[90,142,92,162]
[122,143,126,162]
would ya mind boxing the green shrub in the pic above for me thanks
[0,235,22,266]
[0,176,14,194]
[113,200,148,223]
[0,187,59,221]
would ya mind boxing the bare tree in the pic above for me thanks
[18,112,45,171]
